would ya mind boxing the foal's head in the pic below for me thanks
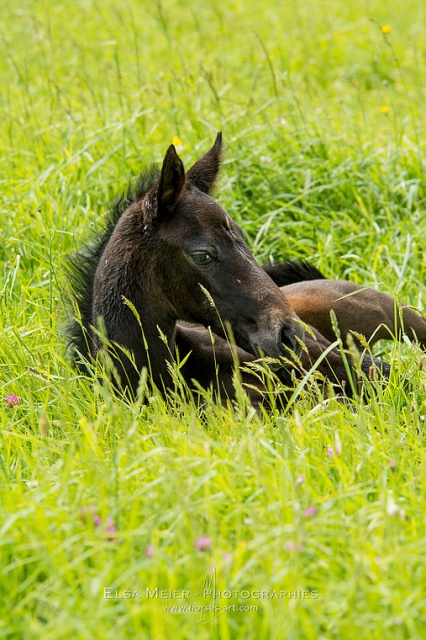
[138,132,304,360]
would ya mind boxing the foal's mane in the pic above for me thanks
[66,166,160,362]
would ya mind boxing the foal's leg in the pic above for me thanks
[175,321,388,405]
[175,322,265,405]
[299,328,390,390]
[281,280,426,349]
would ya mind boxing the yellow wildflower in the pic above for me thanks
[381,25,391,34]
[172,135,183,146]
[380,106,390,115]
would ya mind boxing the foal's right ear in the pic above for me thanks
[157,144,186,218]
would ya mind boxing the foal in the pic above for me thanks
[67,134,303,398]
[67,134,426,405]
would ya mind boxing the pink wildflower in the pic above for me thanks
[105,517,116,534]
[284,541,304,552]
[5,394,19,408]
[80,505,102,527]
[195,536,211,552]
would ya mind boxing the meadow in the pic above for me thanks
[1,0,426,637]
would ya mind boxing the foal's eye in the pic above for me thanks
[191,251,214,265]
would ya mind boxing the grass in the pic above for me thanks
[1,0,426,637]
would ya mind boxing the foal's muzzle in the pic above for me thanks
[249,316,305,362]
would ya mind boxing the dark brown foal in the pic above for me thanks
[67,131,425,408]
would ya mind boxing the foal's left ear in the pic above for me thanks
[157,144,186,217]
[186,132,222,194]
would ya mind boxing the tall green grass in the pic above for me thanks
[1,0,425,638]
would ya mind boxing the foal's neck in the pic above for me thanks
[92,209,178,392]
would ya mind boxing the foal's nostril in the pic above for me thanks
[280,324,297,353]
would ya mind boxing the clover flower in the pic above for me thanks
[5,394,19,408]
[195,536,211,552]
